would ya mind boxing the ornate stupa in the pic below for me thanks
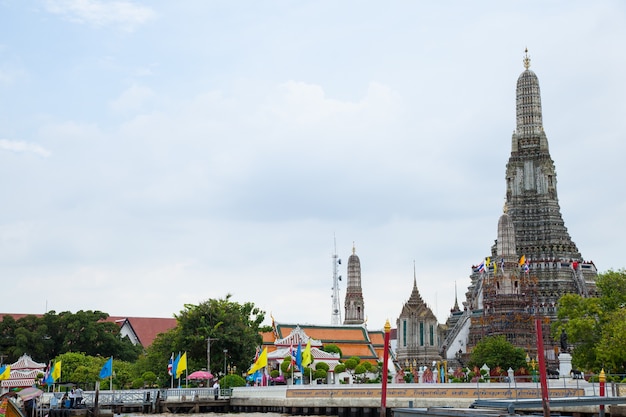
[504,49,597,298]
[443,50,598,366]
[343,244,366,325]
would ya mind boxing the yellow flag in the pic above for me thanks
[247,347,268,375]
[0,365,10,380]
[176,352,187,378]
[486,257,491,268]
[52,361,62,381]
[519,255,526,266]
[302,340,312,367]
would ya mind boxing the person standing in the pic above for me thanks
[75,387,83,407]
[213,380,220,400]
[69,389,76,408]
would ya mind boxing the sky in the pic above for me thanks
[1,1,625,331]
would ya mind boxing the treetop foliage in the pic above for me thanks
[468,335,527,371]
[554,269,626,373]
[0,310,142,363]
[146,294,271,384]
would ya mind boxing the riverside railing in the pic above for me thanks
[52,387,232,408]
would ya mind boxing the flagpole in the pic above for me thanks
[170,352,173,389]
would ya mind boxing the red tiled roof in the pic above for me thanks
[107,316,177,347]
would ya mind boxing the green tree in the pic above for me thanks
[468,335,526,371]
[354,363,367,382]
[596,269,626,311]
[280,356,292,374]
[313,368,327,381]
[10,315,49,361]
[0,315,19,362]
[343,356,360,381]
[554,269,626,372]
[145,295,270,385]
[315,362,329,372]
[141,332,179,387]
[56,311,142,361]
[334,363,346,374]
[141,371,158,387]
[322,344,342,358]
[553,293,602,368]
[0,311,142,363]
[55,352,92,383]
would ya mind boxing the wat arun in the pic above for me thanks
[443,50,598,367]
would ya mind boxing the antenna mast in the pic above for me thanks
[331,235,342,325]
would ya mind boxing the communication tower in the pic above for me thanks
[331,237,342,325]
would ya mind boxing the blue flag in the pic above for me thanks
[99,357,113,379]
[44,362,54,386]
[295,344,303,373]
[172,352,181,378]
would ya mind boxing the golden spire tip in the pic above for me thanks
[523,48,531,70]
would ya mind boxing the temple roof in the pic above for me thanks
[10,353,45,370]
[263,322,385,363]
[274,325,323,347]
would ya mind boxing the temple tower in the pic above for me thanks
[445,50,598,365]
[396,263,442,369]
[343,244,365,325]
[504,50,597,302]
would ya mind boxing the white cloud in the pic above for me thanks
[109,84,157,113]
[44,0,156,31]
[0,139,51,157]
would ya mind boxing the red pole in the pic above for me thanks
[380,320,391,417]
[599,369,606,417]
[535,318,550,417]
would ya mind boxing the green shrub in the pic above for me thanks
[220,374,246,389]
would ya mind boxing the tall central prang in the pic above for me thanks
[443,50,598,366]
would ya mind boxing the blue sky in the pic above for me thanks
[1,1,625,330]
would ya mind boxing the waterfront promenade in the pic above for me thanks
[33,379,626,417]
[229,380,616,415]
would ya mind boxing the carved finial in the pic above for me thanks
[523,47,531,70]
[352,242,356,254]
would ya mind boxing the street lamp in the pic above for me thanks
[223,349,228,375]
[207,337,218,374]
